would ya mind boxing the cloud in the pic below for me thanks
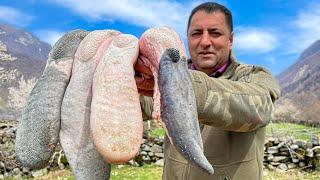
[49,0,210,37]
[265,56,276,65]
[0,6,33,26]
[34,30,65,45]
[288,2,320,53]
[234,27,278,53]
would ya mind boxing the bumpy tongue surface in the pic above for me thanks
[139,27,214,174]
[15,30,89,169]
[90,34,143,164]
[60,30,120,179]
[139,26,186,121]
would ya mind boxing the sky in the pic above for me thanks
[0,0,320,75]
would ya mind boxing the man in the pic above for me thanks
[135,2,280,180]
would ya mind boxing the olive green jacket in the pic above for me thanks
[140,55,281,180]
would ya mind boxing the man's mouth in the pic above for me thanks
[198,51,215,58]
[198,51,214,55]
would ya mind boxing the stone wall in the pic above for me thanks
[1,120,319,178]
[263,136,320,172]
[132,135,320,172]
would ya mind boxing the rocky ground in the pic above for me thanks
[1,120,320,179]
[0,120,69,179]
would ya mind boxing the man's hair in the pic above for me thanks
[187,2,233,33]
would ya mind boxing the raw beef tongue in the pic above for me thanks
[159,48,214,175]
[138,26,186,120]
[90,34,143,163]
[60,30,120,179]
[139,27,214,174]
[15,30,89,169]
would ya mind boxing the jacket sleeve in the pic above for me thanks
[139,95,154,121]
[189,65,281,132]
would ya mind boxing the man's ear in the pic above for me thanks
[228,32,234,50]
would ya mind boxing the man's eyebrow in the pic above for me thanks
[190,28,202,32]
[208,27,220,31]
[190,26,220,31]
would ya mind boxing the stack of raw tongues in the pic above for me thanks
[15,27,214,179]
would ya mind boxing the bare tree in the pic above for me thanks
[0,40,16,61]
[8,75,36,114]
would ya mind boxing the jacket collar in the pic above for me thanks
[220,51,240,79]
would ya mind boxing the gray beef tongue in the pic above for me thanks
[159,48,214,175]
[139,27,214,174]
[15,30,89,169]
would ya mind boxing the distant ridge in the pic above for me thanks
[274,40,320,125]
[0,24,51,120]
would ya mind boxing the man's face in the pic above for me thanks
[188,10,234,75]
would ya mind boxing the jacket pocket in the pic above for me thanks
[188,162,229,180]
[187,157,259,180]
[210,158,260,180]
[202,127,257,166]
[163,156,188,180]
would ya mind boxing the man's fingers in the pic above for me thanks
[138,89,153,97]
[135,76,154,90]
[134,56,154,97]
[134,57,153,77]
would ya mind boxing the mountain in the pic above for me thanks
[0,24,51,120]
[274,40,320,124]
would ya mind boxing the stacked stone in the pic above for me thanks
[0,120,68,179]
[0,121,21,178]
[264,136,320,172]
[131,136,165,167]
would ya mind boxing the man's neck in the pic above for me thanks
[191,60,231,77]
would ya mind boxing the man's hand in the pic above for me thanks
[134,57,154,96]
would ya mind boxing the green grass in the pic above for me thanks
[149,128,166,138]
[34,165,320,180]
[264,169,320,180]
[31,165,162,180]
[266,122,320,141]
[110,165,162,180]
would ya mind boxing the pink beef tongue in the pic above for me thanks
[91,34,143,164]
[139,26,186,121]
[60,30,120,179]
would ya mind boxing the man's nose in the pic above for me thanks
[199,31,211,48]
